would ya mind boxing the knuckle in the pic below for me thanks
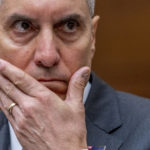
[37,92,51,104]
[4,103,8,110]
[5,83,14,95]
[14,72,26,86]
[16,117,26,130]
[37,92,47,102]
[21,101,35,116]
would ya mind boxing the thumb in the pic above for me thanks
[66,67,90,103]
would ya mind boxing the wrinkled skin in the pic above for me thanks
[0,0,99,149]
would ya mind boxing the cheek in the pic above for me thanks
[0,35,34,69]
[61,36,93,73]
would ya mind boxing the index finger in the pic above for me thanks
[0,59,52,97]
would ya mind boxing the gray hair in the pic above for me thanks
[86,0,95,17]
[0,0,95,17]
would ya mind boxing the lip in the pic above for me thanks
[37,78,68,96]
[38,78,63,82]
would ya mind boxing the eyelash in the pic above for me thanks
[62,19,79,26]
[12,20,35,33]
[55,19,80,31]
[11,19,81,38]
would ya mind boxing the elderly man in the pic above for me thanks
[0,0,150,150]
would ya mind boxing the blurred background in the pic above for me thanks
[92,0,150,98]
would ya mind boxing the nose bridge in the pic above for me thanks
[34,27,60,67]
[38,28,56,54]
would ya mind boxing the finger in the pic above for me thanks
[0,74,31,105]
[66,67,90,104]
[0,91,15,123]
[0,98,23,138]
[0,89,31,142]
[0,89,23,123]
[0,59,50,97]
[0,89,13,113]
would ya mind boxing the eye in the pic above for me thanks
[13,20,33,33]
[61,19,80,33]
[9,20,38,44]
[54,18,82,42]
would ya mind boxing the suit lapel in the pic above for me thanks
[85,73,123,150]
[0,111,10,150]
[86,116,122,150]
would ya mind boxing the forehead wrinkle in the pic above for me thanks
[0,0,91,24]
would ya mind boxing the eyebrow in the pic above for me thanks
[56,14,85,23]
[5,13,87,28]
[59,14,84,21]
[5,14,37,26]
[55,14,86,28]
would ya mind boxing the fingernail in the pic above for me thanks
[82,69,90,82]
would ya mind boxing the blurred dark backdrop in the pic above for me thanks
[92,0,150,98]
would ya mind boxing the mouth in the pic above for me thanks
[38,78,61,82]
[37,78,68,96]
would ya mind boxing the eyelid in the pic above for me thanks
[63,19,79,25]
[11,20,39,32]
[55,18,80,28]
[11,19,30,26]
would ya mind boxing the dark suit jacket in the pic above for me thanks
[1,73,150,150]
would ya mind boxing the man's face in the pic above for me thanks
[0,0,99,99]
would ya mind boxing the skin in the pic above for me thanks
[0,0,99,149]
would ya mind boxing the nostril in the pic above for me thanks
[36,60,43,66]
[36,60,53,68]
[35,53,60,68]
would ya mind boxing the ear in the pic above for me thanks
[91,15,100,57]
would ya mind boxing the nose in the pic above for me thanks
[34,28,60,68]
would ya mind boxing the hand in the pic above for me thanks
[0,59,90,150]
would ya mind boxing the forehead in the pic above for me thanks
[1,0,90,20]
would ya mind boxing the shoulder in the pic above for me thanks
[90,72,150,119]
[116,91,150,119]
[115,91,150,149]
[116,91,150,137]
